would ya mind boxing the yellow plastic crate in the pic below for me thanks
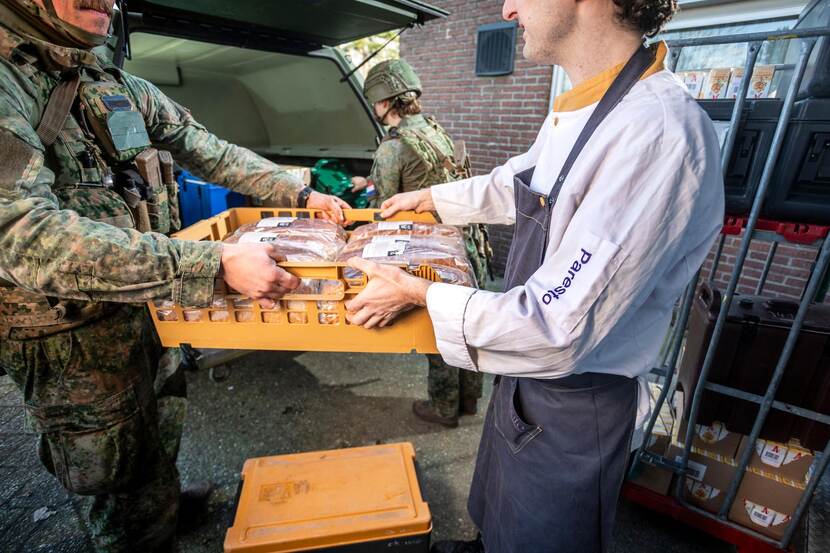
[148,208,441,353]
[224,442,431,553]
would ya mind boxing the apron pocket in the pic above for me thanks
[494,377,542,455]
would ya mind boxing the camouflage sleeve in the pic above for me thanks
[0,67,220,307]
[369,139,403,206]
[122,72,304,206]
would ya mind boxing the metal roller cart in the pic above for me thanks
[625,1,830,551]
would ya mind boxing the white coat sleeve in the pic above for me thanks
[429,114,551,226]
[426,136,721,375]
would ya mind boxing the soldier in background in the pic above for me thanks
[351,59,492,428]
[0,0,348,550]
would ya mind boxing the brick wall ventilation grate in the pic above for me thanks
[475,22,518,77]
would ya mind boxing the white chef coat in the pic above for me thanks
[425,65,725,433]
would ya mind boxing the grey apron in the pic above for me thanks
[467,44,657,553]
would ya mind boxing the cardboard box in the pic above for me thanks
[702,68,732,100]
[629,383,675,495]
[677,71,707,99]
[748,65,775,99]
[738,436,816,487]
[674,391,742,461]
[726,68,745,99]
[668,444,738,514]
[728,470,804,541]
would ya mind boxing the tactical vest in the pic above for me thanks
[389,116,467,190]
[0,58,180,339]
[388,116,492,285]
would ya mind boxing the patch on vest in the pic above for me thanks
[0,129,42,192]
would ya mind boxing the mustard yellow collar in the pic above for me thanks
[553,42,668,113]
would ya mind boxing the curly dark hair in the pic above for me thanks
[613,0,678,38]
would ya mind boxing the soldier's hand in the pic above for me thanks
[307,191,350,225]
[380,189,435,219]
[220,243,301,308]
[350,176,369,192]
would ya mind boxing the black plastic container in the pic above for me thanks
[678,284,830,450]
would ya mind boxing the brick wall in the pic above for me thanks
[401,2,823,302]
[700,235,824,301]
[400,0,552,275]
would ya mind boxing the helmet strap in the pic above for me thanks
[42,0,59,17]
[375,102,395,126]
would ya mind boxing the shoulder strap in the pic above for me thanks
[36,71,80,147]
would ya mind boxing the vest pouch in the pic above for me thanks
[146,184,171,235]
[135,149,171,234]
[78,81,151,163]
[54,186,135,229]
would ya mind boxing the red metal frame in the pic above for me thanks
[622,483,792,553]
[720,215,830,244]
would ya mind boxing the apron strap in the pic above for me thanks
[546,43,658,205]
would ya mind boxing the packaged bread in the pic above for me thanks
[337,234,475,287]
[349,221,463,242]
[340,233,467,259]
[223,217,347,261]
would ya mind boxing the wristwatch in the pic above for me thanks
[297,186,313,208]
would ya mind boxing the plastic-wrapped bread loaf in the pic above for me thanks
[337,234,476,287]
[223,217,347,261]
[349,221,463,242]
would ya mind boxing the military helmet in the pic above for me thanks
[363,59,422,105]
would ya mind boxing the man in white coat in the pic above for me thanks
[345,0,724,551]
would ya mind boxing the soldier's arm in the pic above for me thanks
[123,72,304,206]
[0,77,220,306]
[369,140,403,206]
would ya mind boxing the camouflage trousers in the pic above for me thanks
[0,305,186,552]
[425,226,487,419]
[426,354,483,418]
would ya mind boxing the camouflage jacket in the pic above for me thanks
[0,25,305,309]
[369,114,457,204]
[368,114,490,287]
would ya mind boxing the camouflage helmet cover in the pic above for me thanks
[363,59,422,105]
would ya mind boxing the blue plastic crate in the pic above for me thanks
[176,171,247,228]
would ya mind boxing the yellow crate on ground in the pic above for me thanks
[148,208,441,353]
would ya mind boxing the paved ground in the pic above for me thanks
[0,349,736,553]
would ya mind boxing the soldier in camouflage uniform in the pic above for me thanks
[0,0,348,550]
[352,59,492,428]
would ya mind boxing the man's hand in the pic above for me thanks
[344,258,432,329]
[351,176,369,192]
[307,191,350,224]
[220,243,301,308]
[379,188,435,219]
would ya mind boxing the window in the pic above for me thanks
[659,18,800,97]
[475,22,518,77]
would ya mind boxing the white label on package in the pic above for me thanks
[760,441,787,468]
[696,422,728,444]
[687,481,719,500]
[745,501,790,528]
[238,232,281,244]
[256,217,296,228]
[377,221,414,231]
[362,242,407,258]
[677,455,707,481]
